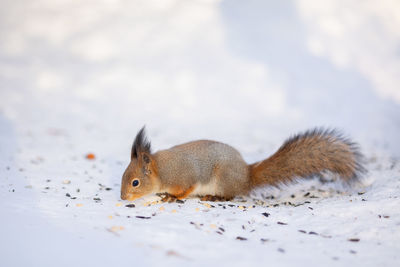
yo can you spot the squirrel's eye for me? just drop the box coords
[132,179,140,187]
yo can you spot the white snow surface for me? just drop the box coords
[1,1,400,267]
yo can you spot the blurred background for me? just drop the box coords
[0,0,399,159]
[1,2,400,265]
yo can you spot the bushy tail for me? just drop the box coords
[249,128,366,187]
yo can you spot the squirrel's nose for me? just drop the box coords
[120,192,127,200]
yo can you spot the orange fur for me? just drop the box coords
[170,186,196,199]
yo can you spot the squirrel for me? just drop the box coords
[120,127,366,201]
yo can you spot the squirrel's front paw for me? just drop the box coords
[157,193,178,203]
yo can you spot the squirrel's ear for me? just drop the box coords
[131,126,151,160]
[142,153,150,164]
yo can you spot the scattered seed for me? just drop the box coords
[277,248,285,253]
[210,224,217,229]
[309,231,318,235]
[298,230,306,233]
[136,216,151,219]
[66,193,71,197]
[62,180,71,185]
[189,222,201,230]
[202,203,212,208]
[262,212,270,217]
[358,192,365,195]
[304,192,310,197]
[166,250,184,258]
[76,203,83,207]
[125,204,135,208]
[320,234,332,238]
[110,226,124,232]
[108,215,113,219]
[159,206,165,211]
[93,197,101,202]
[218,227,225,232]
[151,200,160,205]
[348,238,360,242]
[308,207,314,210]
[277,222,287,225]
[349,250,357,254]
[236,236,247,241]
[115,203,122,207]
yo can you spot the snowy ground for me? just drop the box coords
[1,1,400,266]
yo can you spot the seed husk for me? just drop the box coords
[136,216,151,219]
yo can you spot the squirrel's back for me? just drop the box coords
[154,140,250,197]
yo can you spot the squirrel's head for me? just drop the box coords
[121,127,159,201]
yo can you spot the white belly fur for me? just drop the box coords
[190,179,220,196]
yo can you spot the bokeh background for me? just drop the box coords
[1,0,399,158]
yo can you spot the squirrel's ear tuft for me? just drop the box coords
[131,126,151,160]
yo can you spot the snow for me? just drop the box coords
[0,1,400,266]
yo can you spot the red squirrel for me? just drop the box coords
[120,127,365,201]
